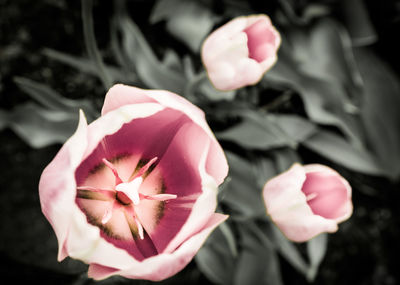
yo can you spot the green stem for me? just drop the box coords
[82,0,113,90]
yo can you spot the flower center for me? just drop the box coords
[76,156,176,240]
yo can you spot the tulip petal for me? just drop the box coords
[304,164,353,222]
[263,163,352,242]
[88,213,228,281]
[39,110,88,261]
[102,84,228,184]
[201,14,280,91]
[136,122,210,253]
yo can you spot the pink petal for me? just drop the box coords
[162,137,222,254]
[102,85,227,184]
[39,111,88,261]
[136,122,210,253]
[76,103,165,182]
[244,18,276,62]
[88,213,228,281]
[263,163,352,242]
[102,85,204,123]
[303,164,353,222]
[273,213,338,243]
[263,163,309,218]
[75,107,188,187]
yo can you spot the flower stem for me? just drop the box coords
[81,0,113,90]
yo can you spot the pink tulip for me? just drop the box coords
[201,14,281,91]
[263,164,352,242]
[39,84,229,280]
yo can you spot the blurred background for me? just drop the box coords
[1,0,400,284]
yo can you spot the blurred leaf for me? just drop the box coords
[272,148,301,173]
[2,102,77,148]
[216,111,296,150]
[265,18,364,144]
[43,48,138,84]
[268,114,317,143]
[222,152,268,218]
[234,222,283,285]
[195,225,235,285]
[150,0,218,52]
[162,49,183,72]
[354,47,400,180]
[301,4,331,22]
[306,234,328,282]
[198,78,237,102]
[268,224,309,276]
[219,222,238,257]
[340,0,377,46]
[81,0,113,89]
[251,156,277,189]
[116,13,186,94]
[303,129,384,176]
[14,77,98,120]
[185,71,236,102]
[0,110,8,130]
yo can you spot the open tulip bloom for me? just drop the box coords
[201,14,281,91]
[263,164,353,243]
[39,84,229,280]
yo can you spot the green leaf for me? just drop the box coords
[216,111,296,150]
[268,224,309,276]
[222,152,270,218]
[14,77,98,121]
[116,14,186,94]
[303,129,384,176]
[340,0,377,46]
[306,234,328,282]
[3,102,77,148]
[272,148,302,173]
[268,114,317,143]
[354,47,400,180]
[219,222,238,257]
[81,0,113,89]
[265,18,364,145]
[195,225,235,285]
[43,48,138,84]
[234,222,283,285]
[150,0,218,52]
[0,110,8,131]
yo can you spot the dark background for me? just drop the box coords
[1,0,400,284]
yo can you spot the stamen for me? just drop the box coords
[130,157,158,180]
[102,158,123,185]
[140,193,177,201]
[115,177,143,205]
[134,216,144,240]
[101,207,113,224]
[126,206,145,240]
[306,192,318,202]
[101,201,120,224]
[76,186,115,201]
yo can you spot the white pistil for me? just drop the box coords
[115,177,143,205]
[79,156,174,240]
[134,215,144,240]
